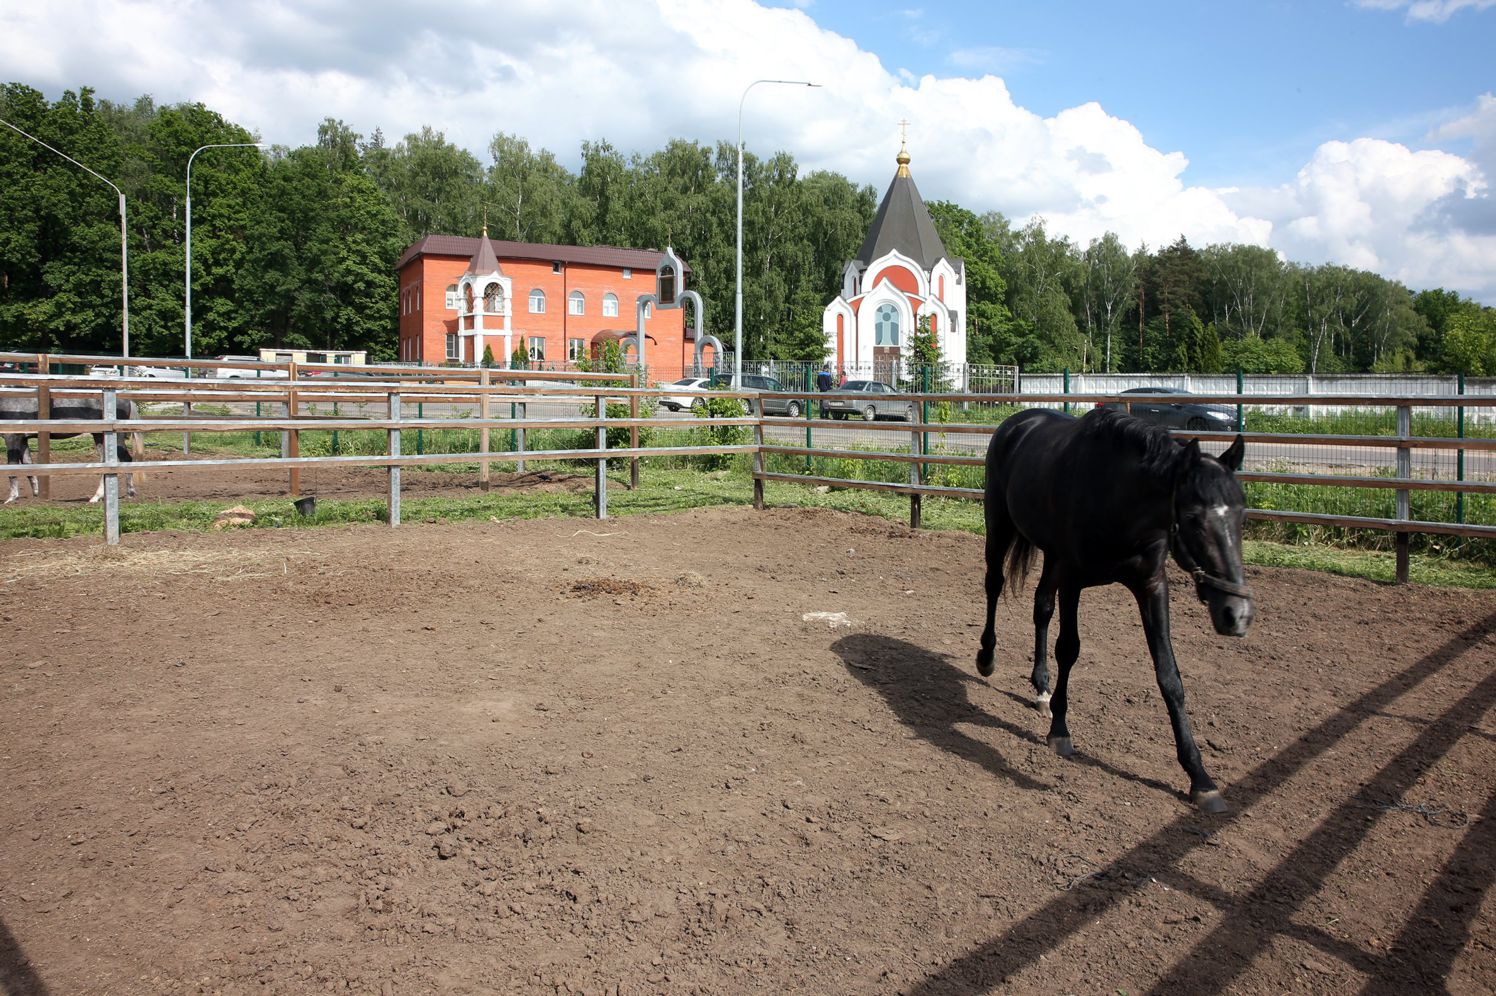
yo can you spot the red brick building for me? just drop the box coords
[395,232,695,376]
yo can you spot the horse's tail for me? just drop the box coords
[1003,534,1036,592]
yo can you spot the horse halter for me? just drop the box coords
[1169,488,1253,604]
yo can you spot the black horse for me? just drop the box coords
[976,407,1254,812]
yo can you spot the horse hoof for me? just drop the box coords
[976,652,994,677]
[1036,691,1052,718]
[1192,789,1228,814]
[1047,735,1073,757]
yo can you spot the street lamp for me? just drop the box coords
[186,142,263,361]
[1,115,131,356]
[735,79,819,384]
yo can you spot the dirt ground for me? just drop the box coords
[1,503,1493,996]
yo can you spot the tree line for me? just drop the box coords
[2,83,1493,374]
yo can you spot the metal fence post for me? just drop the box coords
[629,372,639,490]
[1236,367,1245,433]
[37,353,50,499]
[751,393,765,510]
[287,362,301,497]
[1456,371,1465,525]
[1062,368,1071,415]
[595,389,608,520]
[804,367,813,475]
[102,386,120,546]
[921,365,931,483]
[1395,402,1411,584]
[417,401,424,456]
[332,400,340,455]
[254,367,262,449]
[388,390,401,527]
[909,407,922,530]
[517,399,527,474]
[479,369,491,492]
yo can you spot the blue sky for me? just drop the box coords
[2,0,1494,302]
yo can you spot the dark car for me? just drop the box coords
[706,372,798,416]
[822,380,915,421]
[1100,386,1237,430]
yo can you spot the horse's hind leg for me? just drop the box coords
[976,508,1015,677]
[1030,556,1060,716]
[5,434,32,503]
[1046,581,1083,756]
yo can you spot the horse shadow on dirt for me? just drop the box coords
[833,632,1182,802]
[0,914,50,996]
[888,609,1496,996]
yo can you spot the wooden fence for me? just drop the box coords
[3,353,1494,583]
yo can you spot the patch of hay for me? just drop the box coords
[1,547,321,584]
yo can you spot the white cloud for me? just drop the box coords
[1,0,1493,302]
[1353,0,1496,24]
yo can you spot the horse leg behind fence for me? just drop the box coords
[87,428,138,503]
[5,432,38,503]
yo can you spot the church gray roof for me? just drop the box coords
[465,229,503,276]
[855,146,948,271]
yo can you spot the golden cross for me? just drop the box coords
[898,119,910,144]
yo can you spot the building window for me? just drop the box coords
[528,336,546,362]
[622,268,632,279]
[446,284,459,310]
[415,288,421,311]
[464,284,474,315]
[552,261,563,274]
[568,290,585,316]
[529,288,546,314]
[445,334,459,360]
[483,282,505,315]
[875,304,900,346]
[602,292,619,318]
[567,337,586,361]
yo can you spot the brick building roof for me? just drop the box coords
[397,236,690,274]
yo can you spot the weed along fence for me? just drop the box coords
[2,353,1495,582]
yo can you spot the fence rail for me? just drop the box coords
[4,353,1494,582]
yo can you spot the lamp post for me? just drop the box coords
[1,116,130,356]
[735,79,819,384]
[186,143,262,361]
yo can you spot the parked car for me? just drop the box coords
[125,364,188,380]
[87,365,121,377]
[211,356,288,379]
[1099,386,1237,430]
[706,373,798,416]
[656,376,710,412]
[822,379,915,421]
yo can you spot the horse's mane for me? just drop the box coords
[1076,407,1184,478]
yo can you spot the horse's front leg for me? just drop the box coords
[1030,557,1060,716]
[1046,581,1081,755]
[1133,578,1225,812]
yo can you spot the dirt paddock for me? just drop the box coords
[1,505,1492,995]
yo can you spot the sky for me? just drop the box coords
[3,0,1495,303]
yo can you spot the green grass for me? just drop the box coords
[6,463,1493,588]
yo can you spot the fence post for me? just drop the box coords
[102,386,120,546]
[804,367,814,475]
[37,353,50,499]
[751,393,765,511]
[909,409,922,530]
[417,401,424,456]
[629,372,639,490]
[517,398,528,474]
[1062,368,1071,415]
[1456,371,1465,525]
[921,365,931,483]
[479,369,491,492]
[595,388,609,519]
[1395,402,1411,584]
[388,390,402,527]
[1235,368,1245,433]
[254,367,262,449]
[183,366,192,456]
[287,363,301,497]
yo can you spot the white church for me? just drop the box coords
[822,138,967,378]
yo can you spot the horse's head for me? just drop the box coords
[1171,435,1254,637]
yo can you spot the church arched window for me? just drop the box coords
[875,304,900,346]
[569,290,586,316]
[529,289,546,314]
[484,283,505,315]
[602,293,619,318]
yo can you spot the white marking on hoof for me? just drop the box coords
[1192,789,1228,814]
[1036,691,1052,718]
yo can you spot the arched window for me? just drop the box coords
[483,282,505,315]
[445,284,459,310]
[463,284,475,315]
[568,290,585,316]
[602,292,619,318]
[875,304,900,346]
[529,288,546,314]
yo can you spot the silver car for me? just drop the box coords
[707,373,798,416]
[822,380,915,421]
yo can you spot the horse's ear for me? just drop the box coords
[1217,434,1245,472]
[1175,438,1202,480]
